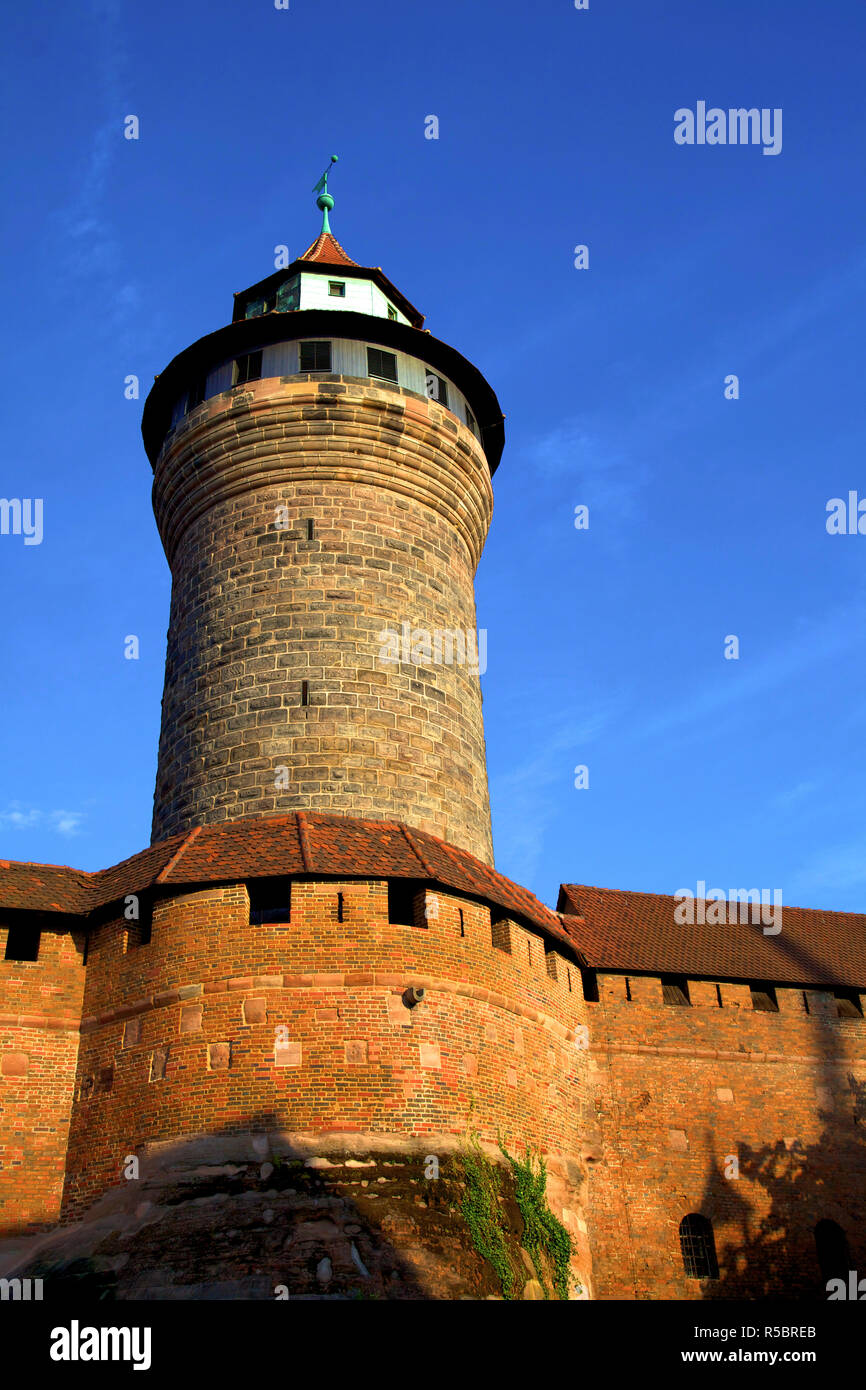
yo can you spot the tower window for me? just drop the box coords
[301,680,310,707]
[679,1214,719,1279]
[387,304,398,321]
[835,989,863,1019]
[328,281,346,297]
[662,974,691,1006]
[233,351,262,386]
[187,376,207,411]
[388,880,419,927]
[815,1219,850,1284]
[275,278,299,312]
[426,373,448,408]
[248,878,292,925]
[299,340,331,372]
[367,347,398,383]
[244,298,266,319]
[4,924,41,962]
[337,892,345,924]
[465,405,478,436]
[306,518,315,541]
[750,983,779,1012]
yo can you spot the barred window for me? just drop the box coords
[679,1213,719,1279]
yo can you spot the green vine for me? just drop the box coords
[499,1141,573,1300]
[455,1133,516,1299]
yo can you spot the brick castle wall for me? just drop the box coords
[0,923,85,1233]
[582,972,866,1299]
[150,377,495,862]
[59,880,593,1291]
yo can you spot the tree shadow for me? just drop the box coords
[690,918,866,1300]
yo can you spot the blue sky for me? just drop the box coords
[2,0,865,914]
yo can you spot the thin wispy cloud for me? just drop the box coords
[626,601,866,753]
[525,421,649,517]
[491,706,614,887]
[0,803,85,837]
[51,0,140,328]
[790,838,866,898]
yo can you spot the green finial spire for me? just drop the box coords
[312,155,339,235]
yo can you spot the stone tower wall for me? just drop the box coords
[150,376,495,862]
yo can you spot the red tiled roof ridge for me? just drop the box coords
[296,811,312,871]
[397,822,435,878]
[155,825,202,883]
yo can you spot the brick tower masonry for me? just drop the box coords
[146,224,502,863]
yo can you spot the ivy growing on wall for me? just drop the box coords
[499,1141,573,1300]
[454,1132,575,1300]
[455,1133,517,1299]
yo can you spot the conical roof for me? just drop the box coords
[297,230,359,267]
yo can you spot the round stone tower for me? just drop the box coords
[143,173,504,864]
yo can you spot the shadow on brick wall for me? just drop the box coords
[695,922,865,1300]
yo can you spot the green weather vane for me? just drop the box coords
[312,155,339,234]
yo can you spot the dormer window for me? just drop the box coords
[367,347,398,383]
[244,298,266,319]
[299,341,331,372]
[233,350,262,386]
[328,281,346,297]
[275,278,300,312]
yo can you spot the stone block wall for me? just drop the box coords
[150,378,495,862]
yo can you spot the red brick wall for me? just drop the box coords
[583,971,866,1299]
[60,880,592,1290]
[0,921,85,1233]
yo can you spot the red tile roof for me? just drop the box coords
[0,860,91,915]
[0,813,569,950]
[298,231,359,267]
[558,884,866,989]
